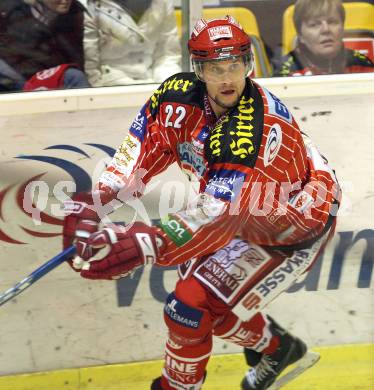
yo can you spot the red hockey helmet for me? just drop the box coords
[188,16,253,82]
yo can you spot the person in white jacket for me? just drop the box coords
[79,0,181,86]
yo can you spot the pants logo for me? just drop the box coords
[241,292,262,311]
[168,299,178,313]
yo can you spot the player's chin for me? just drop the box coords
[217,94,240,109]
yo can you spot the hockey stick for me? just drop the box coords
[0,245,76,307]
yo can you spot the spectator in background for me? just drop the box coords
[275,0,374,76]
[0,0,90,91]
[79,0,181,86]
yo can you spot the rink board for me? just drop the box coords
[0,74,373,376]
[0,344,373,390]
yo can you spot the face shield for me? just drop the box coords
[192,52,254,84]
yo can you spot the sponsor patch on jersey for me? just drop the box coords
[205,90,263,168]
[194,239,272,304]
[205,169,246,202]
[266,206,289,233]
[129,104,147,141]
[289,191,314,213]
[99,171,124,192]
[178,142,206,179]
[229,96,257,160]
[264,123,282,166]
[233,245,320,320]
[158,215,193,247]
[263,88,292,124]
[256,250,313,298]
[150,76,195,114]
[196,126,210,143]
[164,293,203,329]
[197,193,227,219]
[111,134,141,177]
[192,126,209,155]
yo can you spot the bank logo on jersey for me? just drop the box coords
[264,123,282,166]
[129,104,147,141]
[206,169,246,202]
[263,88,292,124]
[178,142,206,178]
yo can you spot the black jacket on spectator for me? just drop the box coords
[0,0,85,81]
[274,43,374,76]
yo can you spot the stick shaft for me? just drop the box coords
[0,246,76,306]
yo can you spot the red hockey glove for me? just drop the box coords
[78,222,165,280]
[63,192,101,265]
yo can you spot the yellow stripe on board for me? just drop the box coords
[0,344,373,390]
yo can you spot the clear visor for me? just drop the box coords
[192,53,253,83]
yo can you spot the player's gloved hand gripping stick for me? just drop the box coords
[0,245,76,307]
[0,191,165,306]
[0,192,101,307]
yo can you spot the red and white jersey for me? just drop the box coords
[97,72,340,266]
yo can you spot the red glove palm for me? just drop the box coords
[78,222,165,280]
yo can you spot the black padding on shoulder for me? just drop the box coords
[149,72,205,118]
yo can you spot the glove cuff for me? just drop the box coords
[63,191,114,221]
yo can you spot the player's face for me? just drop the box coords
[299,9,344,60]
[203,58,247,114]
[42,0,73,14]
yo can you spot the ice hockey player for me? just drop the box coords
[63,16,341,390]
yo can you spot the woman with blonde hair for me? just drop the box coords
[275,0,373,76]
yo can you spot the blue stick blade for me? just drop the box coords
[0,246,76,307]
